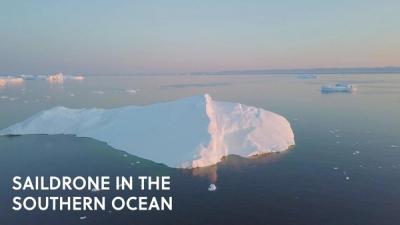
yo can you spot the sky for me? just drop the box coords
[0,0,399,74]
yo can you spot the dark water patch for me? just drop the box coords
[1,134,400,225]
[160,82,230,89]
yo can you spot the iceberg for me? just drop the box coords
[47,73,64,83]
[68,75,85,81]
[0,94,294,168]
[0,76,24,86]
[36,75,48,80]
[62,75,85,81]
[125,89,138,94]
[17,74,36,80]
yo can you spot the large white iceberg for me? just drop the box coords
[0,94,294,168]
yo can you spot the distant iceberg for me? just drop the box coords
[17,74,36,80]
[64,75,85,81]
[47,73,64,83]
[125,89,138,94]
[68,75,85,81]
[35,75,48,80]
[46,73,85,83]
[296,74,317,79]
[0,94,295,168]
[321,83,356,93]
[2,73,84,82]
[0,76,24,86]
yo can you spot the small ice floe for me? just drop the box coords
[135,161,141,164]
[9,97,18,101]
[91,188,100,192]
[329,129,340,134]
[69,93,75,97]
[125,89,138,94]
[70,75,85,81]
[17,74,36,80]
[208,184,217,192]
[321,83,356,93]
[47,73,64,84]
[390,145,400,148]
[92,90,104,95]
[333,167,339,170]
[63,75,85,81]
[342,171,351,181]
[80,216,87,220]
[123,154,128,158]
[296,74,317,79]
[0,95,8,99]
[36,75,48,80]
[352,150,360,155]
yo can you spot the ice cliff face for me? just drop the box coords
[0,94,294,168]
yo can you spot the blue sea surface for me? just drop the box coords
[1,74,400,225]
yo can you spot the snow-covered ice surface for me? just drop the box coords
[0,94,295,168]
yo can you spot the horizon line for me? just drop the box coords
[2,66,400,77]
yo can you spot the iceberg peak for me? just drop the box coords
[0,95,295,168]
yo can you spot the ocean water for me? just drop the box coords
[1,74,400,225]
